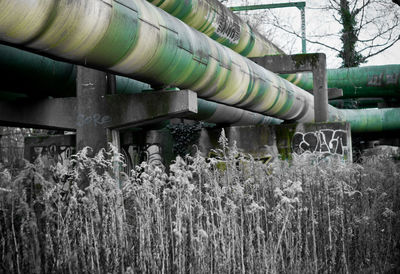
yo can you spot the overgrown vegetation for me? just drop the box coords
[1,136,399,273]
[167,122,203,157]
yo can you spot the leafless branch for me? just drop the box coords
[266,21,341,53]
[363,37,400,58]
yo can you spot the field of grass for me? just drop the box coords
[0,137,399,273]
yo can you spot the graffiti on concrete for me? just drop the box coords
[292,129,348,156]
[122,143,165,171]
[76,113,112,127]
[145,144,164,169]
[30,144,74,167]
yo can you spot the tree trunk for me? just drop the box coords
[338,0,364,67]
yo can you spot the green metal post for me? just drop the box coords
[300,7,306,53]
[229,2,306,11]
[229,2,306,53]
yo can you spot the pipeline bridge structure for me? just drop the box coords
[0,0,399,163]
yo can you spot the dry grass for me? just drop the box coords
[0,140,399,273]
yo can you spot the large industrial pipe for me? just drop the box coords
[329,98,399,109]
[0,44,281,126]
[0,0,399,132]
[0,0,316,123]
[281,65,400,99]
[338,108,400,132]
[145,0,283,57]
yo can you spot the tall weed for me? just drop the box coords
[0,142,399,273]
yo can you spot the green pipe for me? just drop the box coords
[338,108,400,132]
[0,45,153,97]
[1,44,398,132]
[194,98,283,125]
[0,0,315,123]
[281,65,400,99]
[330,98,382,109]
[0,44,76,97]
[0,45,281,126]
[0,0,399,132]
[146,0,283,57]
[329,98,399,109]
[0,88,283,126]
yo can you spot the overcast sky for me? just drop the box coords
[226,0,400,68]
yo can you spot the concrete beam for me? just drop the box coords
[106,90,198,130]
[1,66,198,156]
[305,88,343,99]
[0,91,197,133]
[328,88,343,99]
[251,54,320,73]
[377,138,400,147]
[24,134,75,162]
[0,97,76,130]
[251,53,329,122]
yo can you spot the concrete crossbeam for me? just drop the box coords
[106,91,198,129]
[0,66,198,154]
[327,88,343,99]
[251,53,329,122]
[24,134,75,162]
[0,97,77,130]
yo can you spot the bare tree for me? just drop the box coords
[246,0,400,67]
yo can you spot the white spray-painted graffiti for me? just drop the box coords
[292,129,348,157]
[145,144,164,169]
[215,11,241,44]
[76,113,112,127]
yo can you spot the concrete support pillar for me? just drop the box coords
[251,53,329,122]
[312,54,328,122]
[76,66,111,154]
